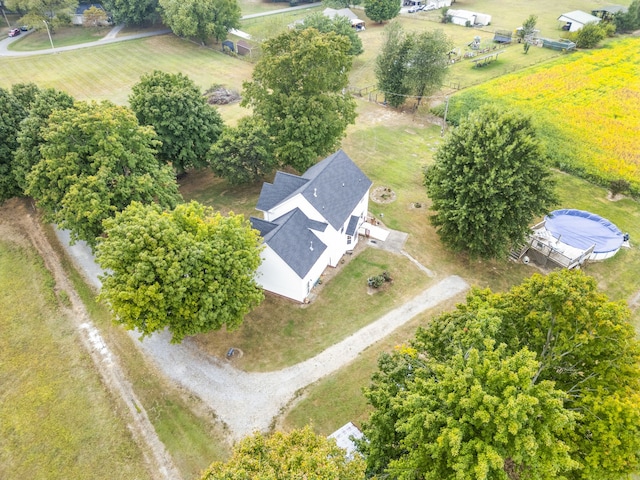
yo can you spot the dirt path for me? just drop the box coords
[0,199,181,480]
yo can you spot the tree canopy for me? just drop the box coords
[97,201,264,343]
[0,87,28,204]
[201,426,366,479]
[364,0,400,24]
[103,0,159,25]
[359,269,640,479]
[6,0,76,31]
[424,104,557,258]
[375,23,451,108]
[242,28,356,172]
[159,0,241,43]
[208,115,276,185]
[25,100,181,247]
[13,87,75,195]
[297,11,363,56]
[129,70,224,174]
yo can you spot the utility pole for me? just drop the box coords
[43,19,55,52]
[440,95,449,137]
[1,5,10,28]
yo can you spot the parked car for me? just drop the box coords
[20,25,30,31]
[8,28,21,37]
[408,5,419,13]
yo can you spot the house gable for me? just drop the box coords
[251,208,327,279]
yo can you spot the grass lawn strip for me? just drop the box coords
[0,217,151,480]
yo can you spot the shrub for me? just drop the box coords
[572,23,606,49]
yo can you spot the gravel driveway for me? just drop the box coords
[56,229,469,440]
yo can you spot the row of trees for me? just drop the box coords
[1,26,357,341]
[199,270,640,479]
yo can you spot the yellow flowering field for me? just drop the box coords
[446,38,640,194]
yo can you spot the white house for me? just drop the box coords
[447,9,492,27]
[557,10,601,32]
[250,150,372,303]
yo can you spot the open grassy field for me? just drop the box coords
[0,237,151,480]
[0,34,253,112]
[441,37,640,194]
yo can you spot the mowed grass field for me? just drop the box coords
[0,237,151,480]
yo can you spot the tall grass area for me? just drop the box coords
[438,38,640,194]
[0,239,151,480]
[42,225,232,478]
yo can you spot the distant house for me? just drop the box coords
[322,8,366,30]
[328,422,364,460]
[447,9,492,27]
[73,3,110,26]
[557,10,601,31]
[250,150,372,303]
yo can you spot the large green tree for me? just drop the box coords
[375,21,411,108]
[0,87,28,204]
[375,23,451,108]
[103,0,159,25]
[403,29,452,106]
[129,70,223,174]
[424,104,557,258]
[359,269,640,479]
[208,115,276,185]
[159,0,240,43]
[297,11,363,56]
[242,28,356,172]
[97,201,264,343]
[6,0,76,31]
[614,0,640,32]
[13,87,75,194]
[25,101,181,247]
[364,0,400,24]
[201,426,366,479]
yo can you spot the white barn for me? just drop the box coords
[558,10,601,32]
[250,150,372,303]
[446,9,492,27]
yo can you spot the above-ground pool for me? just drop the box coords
[544,209,625,261]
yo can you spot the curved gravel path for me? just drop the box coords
[56,229,468,440]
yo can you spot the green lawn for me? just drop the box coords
[9,26,111,51]
[0,34,254,107]
[0,238,151,480]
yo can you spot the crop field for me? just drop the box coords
[442,38,640,194]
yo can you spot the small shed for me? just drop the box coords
[541,37,576,51]
[236,40,255,57]
[493,30,512,43]
[557,10,601,32]
[322,8,365,30]
[328,422,363,460]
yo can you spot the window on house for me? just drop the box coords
[347,235,352,244]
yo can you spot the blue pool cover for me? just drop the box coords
[545,209,624,253]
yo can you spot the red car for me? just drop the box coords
[8,28,21,37]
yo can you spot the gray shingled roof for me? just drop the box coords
[255,150,372,230]
[256,172,309,212]
[250,209,328,279]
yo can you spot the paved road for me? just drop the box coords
[56,228,469,441]
[0,3,322,57]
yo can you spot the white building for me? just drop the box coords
[557,10,601,32]
[446,9,492,27]
[250,150,372,303]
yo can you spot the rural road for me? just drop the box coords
[0,3,322,57]
[56,229,469,441]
